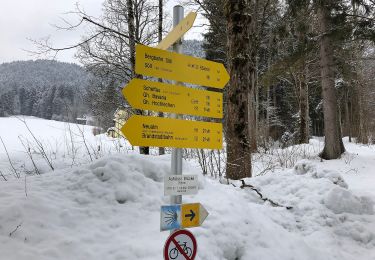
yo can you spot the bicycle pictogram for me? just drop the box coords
[169,241,193,259]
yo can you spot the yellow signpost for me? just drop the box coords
[181,203,209,229]
[135,44,230,89]
[122,78,223,118]
[121,115,222,149]
[156,12,197,50]
[120,9,227,240]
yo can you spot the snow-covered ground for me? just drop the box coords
[0,116,374,260]
[0,116,135,177]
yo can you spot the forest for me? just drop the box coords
[0,40,203,128]
[0,60,91,121]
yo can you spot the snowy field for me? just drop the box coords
[0,116,135,177]
[0,116,374,260]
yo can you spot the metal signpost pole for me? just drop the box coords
[170,5,184,230]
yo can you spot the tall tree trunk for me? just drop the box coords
[351,84,360,139]
[265,33,273,142]
[317,3,345,159]
[127,0,136,78]
[127,0,149,155]
[348,90,353,142]
[225,0,252,180]
[249,70,257,152]
[299,69,309,144]
[266,85,270,141]
[157,0,165,155]
[296,12,309,144]
[255,58,259,142]
[158,0,162,43]
[273,85,277,108]
[343,89,352,142]
[248,0,258,153]
[357,82,367,143]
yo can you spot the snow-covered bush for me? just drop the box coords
[324,187,374,214]
[293,160,348,188]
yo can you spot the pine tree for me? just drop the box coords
[225,0,253,179]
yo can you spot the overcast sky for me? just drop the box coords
[0,0,205,64]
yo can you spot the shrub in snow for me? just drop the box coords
[324,187,374,214]
[293,160,348,188]
[293,160,316,175]
[281,131,294,148]
[311,169,348,188]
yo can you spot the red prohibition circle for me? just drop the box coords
[163,229,197,260]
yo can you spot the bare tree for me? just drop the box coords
[76,0,159,82]
[31,1,162,155]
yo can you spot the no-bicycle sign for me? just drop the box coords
[164,229,197,260]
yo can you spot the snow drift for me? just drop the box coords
[1,153,374,260]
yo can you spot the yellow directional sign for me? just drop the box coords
[181,203,209,228]
[135,44,229,89]
[161,203,209,231]
[156,12,197,50]
[121,115,222,149]
[122,78,223,118]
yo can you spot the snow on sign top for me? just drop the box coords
[164,174,198,196]
[164,229,197,260]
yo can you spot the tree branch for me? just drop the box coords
[82,16,140,43]
[240,180,293,209]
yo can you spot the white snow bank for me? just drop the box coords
[324,187,373,215]
[241,161,375,258]
[294,159,348,188]
[0,153,209,260]
[1,152,375,260]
